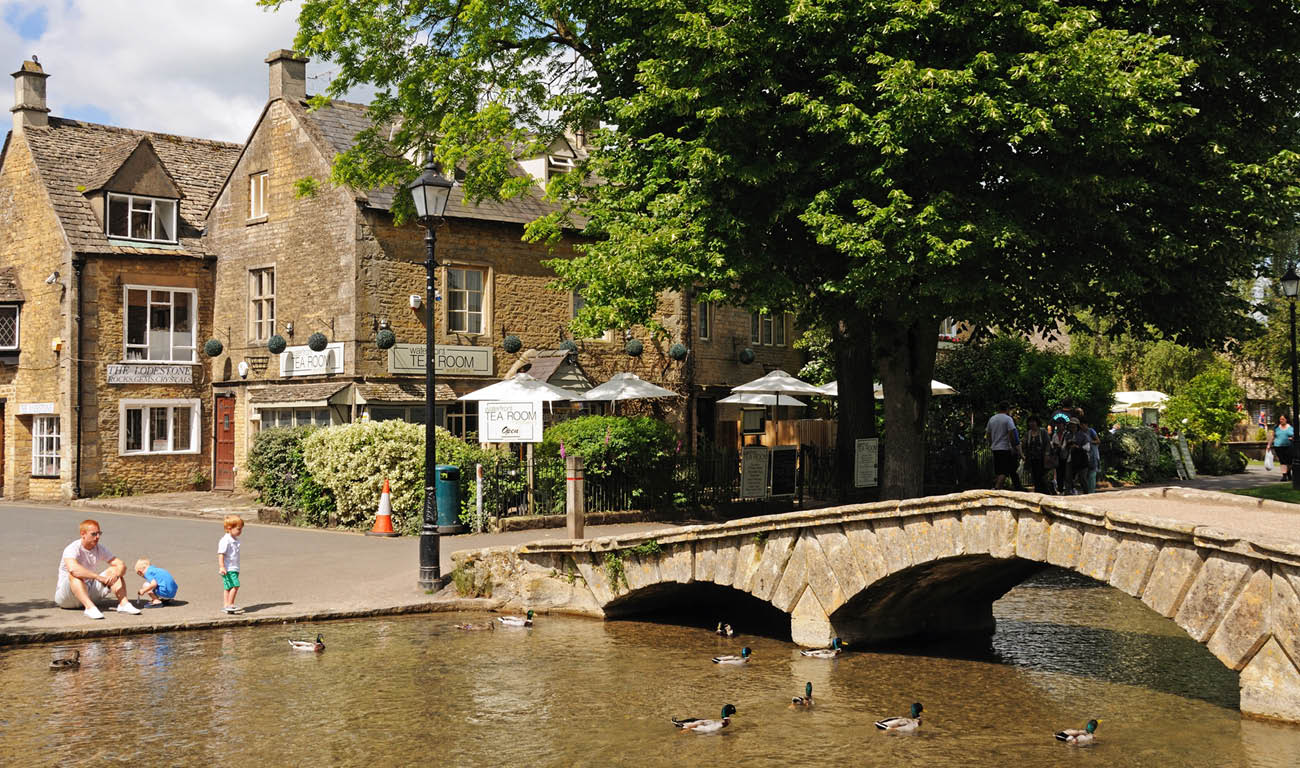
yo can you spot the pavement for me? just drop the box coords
[2,464,1288,646]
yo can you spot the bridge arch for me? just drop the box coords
[461,490,1300,723]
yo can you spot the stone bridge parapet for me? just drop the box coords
[448,489,1300,723]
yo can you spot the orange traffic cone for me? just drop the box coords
[366,478,398,537]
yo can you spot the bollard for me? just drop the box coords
[566,454,585,539]
[475,463,484,533]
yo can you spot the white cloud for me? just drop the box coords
[2,0,367,142]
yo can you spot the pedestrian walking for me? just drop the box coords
[987,402,1024,491]
[1023,415,1051,493]
[1275,415,1295,482]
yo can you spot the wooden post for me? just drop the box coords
[566,454,585,539]
[526,442,535,516]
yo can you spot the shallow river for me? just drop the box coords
[3,569,1300,767]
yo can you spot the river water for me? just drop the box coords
[3,569,1299,767]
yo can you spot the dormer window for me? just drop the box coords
[547,155,576,175]
[107,193,177,243]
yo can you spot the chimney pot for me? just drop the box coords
[266,49,308,103]
[11,58,50,133]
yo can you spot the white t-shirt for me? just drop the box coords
[57,540,115,591]
[218,533,241,572]
[987,412,1016,451]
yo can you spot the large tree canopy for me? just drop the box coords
[272,0,1300,498]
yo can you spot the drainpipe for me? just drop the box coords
[71,254,85,498]
[683,290,695,453]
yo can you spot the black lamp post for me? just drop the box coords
[408,157,454,589]
[1283,265,1300,489]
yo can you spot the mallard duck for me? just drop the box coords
[711,647,752,665]
[289,633,325,652]
[790,682,814,708]
[498,610,534,627]
[455,621,495,631]
[671,704,736,734]
[715,622,734,637]
[800,637,844,658]
[1055,719,1100,745]
[875,702,923,732]
[49,650,80,670]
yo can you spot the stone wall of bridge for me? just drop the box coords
[448,489,1300,723]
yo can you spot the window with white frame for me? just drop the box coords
[32,415,60,476]
[774,313,787,346]
[107,193,177,243]
[257,407,331,430]
[698,301,712,340]
[249,171,268,219]
[125,287,195,363]
[446,267,485,334]
[249,268,275,342]
[750,311,787,346]
[0,304,18,350]
[120,400,200,455]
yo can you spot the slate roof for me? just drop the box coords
[289,99,562,225]
[0,268,23,302]
[19,117,241,257]
[248,382,351,404]
[356,381,458,402]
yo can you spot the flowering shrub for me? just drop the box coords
[535,416,684,514]
[303,420,426,533]
[245,426,335,525]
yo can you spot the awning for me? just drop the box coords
[248,382,350,409]
[355,382,457,403]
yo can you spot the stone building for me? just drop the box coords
[0,59,240,499]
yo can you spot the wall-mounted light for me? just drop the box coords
[44,271,59,285]
[237,361,250,379]
[409,294,422,309]
[284,321,295,337]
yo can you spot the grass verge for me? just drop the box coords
[1228,484,1300,505]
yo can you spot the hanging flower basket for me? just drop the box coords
[739,347,756,364]
[203,338,224,358]
[503,334,523,354]
[307,332,329,352]
[668,343,688,361]
[625,339,644,357]
[560,340,578,354]
[376,329,396,350]
[267,334,287,355]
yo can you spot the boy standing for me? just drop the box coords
[218,515,244,614]
[134,558,179,606]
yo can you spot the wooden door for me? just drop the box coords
[214,396,235,491]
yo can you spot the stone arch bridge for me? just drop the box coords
[451,488,1300,723]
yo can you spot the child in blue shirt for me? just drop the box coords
[134,558,179,606]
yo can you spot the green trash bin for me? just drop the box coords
[435,464,465,534]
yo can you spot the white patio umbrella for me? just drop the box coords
[865,380,958,399]
[730,369,826,445]
[1111,390,1168,413]
[581,372,679,402]
[458,373,582,402]
[718,392,809,407]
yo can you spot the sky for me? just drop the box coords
[1,0,370,143]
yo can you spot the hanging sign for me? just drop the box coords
[740,445,770,499]
[389,344,493,376]
[280,343,345,377]
[479,400,542,443]
[854,438,879,488]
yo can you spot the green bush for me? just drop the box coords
[303,420,425,533]
[1100,426,1164,483]
[245,427,335,519]
[535,416,685,514]
[1191,441,1248,475]
[1163,365,1246,443]
[433,428,522,530]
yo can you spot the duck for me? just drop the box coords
[455,621,495,631]
[799,637,845,658]
[289,633,325,652]
[875,702,923,732]
[1055,719,1100,745]
[790,682,814,708]
[715,622,734,637]
[671,704,736,734]
[498,610,534,627]
[49,650,80,670]
[711,647,752,665]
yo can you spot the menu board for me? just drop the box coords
[770,447,798,497]
[740,446,770,499]
[854,438,879,488]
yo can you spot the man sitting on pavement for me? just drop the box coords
[54,519,142,619]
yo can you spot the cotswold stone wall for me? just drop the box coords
[452,488,1300,724]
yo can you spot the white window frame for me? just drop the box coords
[119,399,201,456]
[248,267,275,342]
[32,415,60,477]
[249,171,268,219]
[774,312,787,346]
[698,301,712,340]
[446,266,486,334]
[254,407,333,431]
[123,285,197,363]
[0,304,19,351]
[750,311,787,346]
[105,193,178,243]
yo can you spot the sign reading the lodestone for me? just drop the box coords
[479,400,542,443]
[107,364,193,385]
[279,343,345,377]
[389,344,493,377]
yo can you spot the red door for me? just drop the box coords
[214,396,235,491]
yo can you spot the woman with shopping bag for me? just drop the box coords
[1273,415,1294,481]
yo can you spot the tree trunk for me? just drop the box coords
[876,313,940,499]
[831,309,875,503]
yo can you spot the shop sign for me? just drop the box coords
[389,344,493,377]
[107,364,194,385]
[280,343,345,377]
[479,401,542,443]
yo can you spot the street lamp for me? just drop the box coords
[1282,263,1300,490]
[408,156,454,589]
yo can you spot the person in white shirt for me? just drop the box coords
[54,519,142,620]
[218,515,244,614]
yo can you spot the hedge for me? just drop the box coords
[244,426,335,526]
[534,416,684,514]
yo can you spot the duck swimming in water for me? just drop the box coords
[711,647,752,665]
[875,702,923,732]
[790,682,814,708]
[1055,719,1100,745]
[671,704,736,734]
[289,633,325,652]
[715,622,734,637]
[455,621,495,631]
[799,637,844,658]
[498,610,534,627]
[49,650,80,670]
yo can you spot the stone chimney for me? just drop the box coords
[266,49,308,102]
[11,58,49,133]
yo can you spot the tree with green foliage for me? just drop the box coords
[271,0,1300,499]
[1163,365,1247,443]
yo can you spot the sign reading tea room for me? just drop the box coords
[389,344,493,376]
